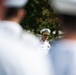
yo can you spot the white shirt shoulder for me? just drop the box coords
[50,40,76,75]
[0,21,53,75]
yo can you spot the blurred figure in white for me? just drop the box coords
[0,0,54,75]
[40,28,51,55]
[58,31,63,39]
[48,0,76,75]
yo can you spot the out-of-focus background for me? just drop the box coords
[21,0,62,40]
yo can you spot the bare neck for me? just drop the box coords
[42,38,47,42]
[4,17,20,23]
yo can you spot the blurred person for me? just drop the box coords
[0,0,54,75]
[40,28,51,55]
[48,0,76,75]
[49,31,63,47]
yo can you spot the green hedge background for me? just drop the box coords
[21,0,61,39]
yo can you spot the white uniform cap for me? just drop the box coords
[52,31,56,35]
[40,28,51,35]
[58,31,63,35]
[49,0,76,15]
[4,0,28,7]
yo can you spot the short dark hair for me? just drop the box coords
[5,7,20,19]
[60,14,76,32]
[5,4,27,19]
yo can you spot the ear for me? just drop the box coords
[0,0,7,20]
[18,9,26,20]
[0,0,5,5]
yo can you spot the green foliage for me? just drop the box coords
[21,0,61,37]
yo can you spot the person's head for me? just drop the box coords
[4,0,28,23]
[60,14,76,34]
[40,28,50,41]
[49,0,76,34]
